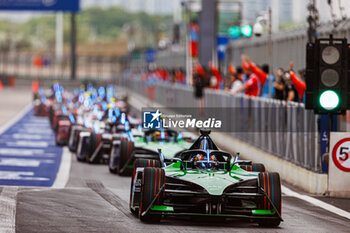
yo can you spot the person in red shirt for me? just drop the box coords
[244,56,268,87]
[175,68,185,84]
[228,64,235,76]
[231,66,259,97]
[209,61,222,90]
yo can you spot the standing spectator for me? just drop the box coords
[226,65,243,93]
[231,56,259,96]
[288,61,306,101]
[284,71,299,103]
[209,61,222,90]
[228,64,236,76]
[274,68,286,100]
[235,67,244,82]
[225,70,243,94]
[175,68,185,84]
[193,63,207,115]
[244,55,268,87]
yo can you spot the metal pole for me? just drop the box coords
[268,8,273,97]
[56,13,63,63]
[185,4,192,86]
[70,13,77,80]
[271,0,279,33]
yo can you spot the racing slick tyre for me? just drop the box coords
[257,172,282,227]
[129,159,161,216]
[109,167,118,174]
[76,155,85,162]
[55,134,62,146]
[87,132,102,164]
[139,167,165,223]
[241,163,265,172]
[117,139,134,176]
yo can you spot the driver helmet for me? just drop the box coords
[194,154,217,161]
[152,131,168,141]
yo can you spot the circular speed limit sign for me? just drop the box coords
[332,138,350,172]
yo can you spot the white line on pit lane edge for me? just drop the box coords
[52,147,72,189]
[0,104,33,135]
[282,185,350,220]
[0,186,18,233]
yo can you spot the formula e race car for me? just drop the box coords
[109,128,193,175]
[74,110,140,164]
[129,129,282,227]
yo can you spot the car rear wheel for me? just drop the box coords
[241,163,266,172]
[129,159,161,216]
[139,167,165,223]
[55,134,61,146]
[86,132,97,162]
[257,172,282,227]
[87,132,102,164]
[117,139,134,176]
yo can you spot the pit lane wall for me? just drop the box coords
[117,78,328,195]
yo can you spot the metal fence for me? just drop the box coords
[117,77,321,172]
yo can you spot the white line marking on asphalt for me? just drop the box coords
[282,185,350,220]
[0,148,55,157]
[12,134,45,140]
[52,147,72,189]
[20,123,50,127]
[5,141,49,148]
[0,158,54,167]
[0,171,49,181]
[0,104,33,135]
[0,186,18,233]
[16,129,53,134]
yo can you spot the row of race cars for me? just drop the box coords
[33,83,283,227]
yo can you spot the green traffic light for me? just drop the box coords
[228,26,241,38]
[241,25,253,37]
[319,90,340,110]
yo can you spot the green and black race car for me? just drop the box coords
[129,129,282,227]
[108,129,193,175]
